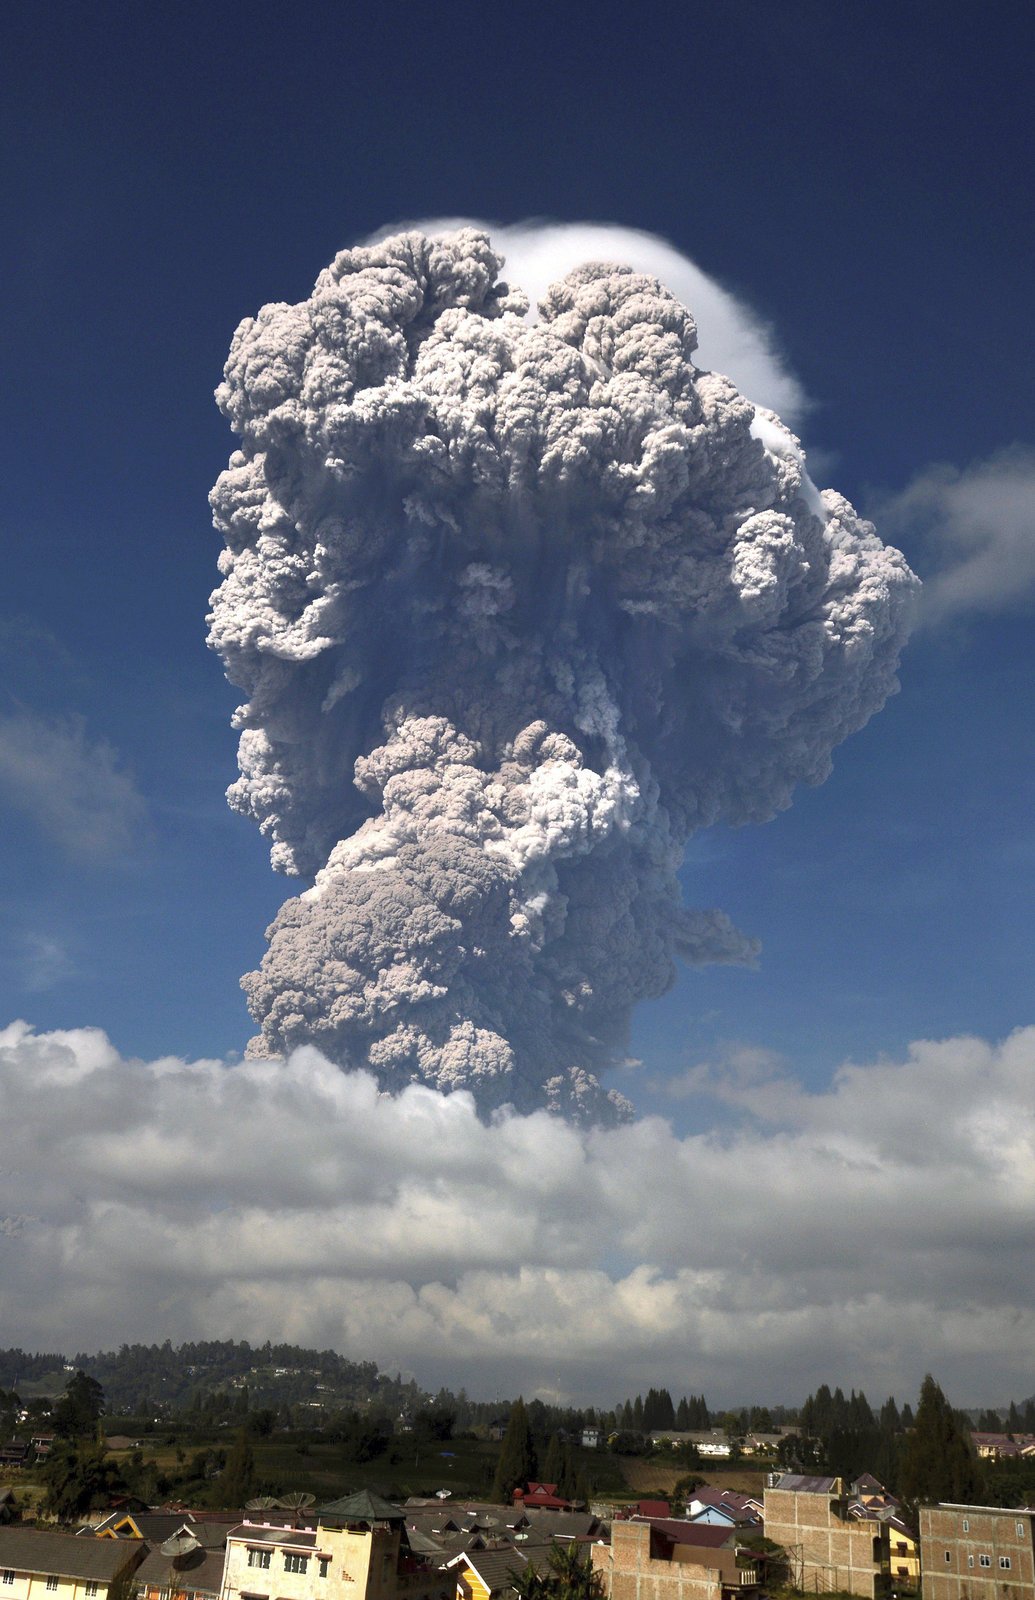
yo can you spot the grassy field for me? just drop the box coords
[613,1456,767,1497]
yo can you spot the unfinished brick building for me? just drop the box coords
[919,1504,1035,1600]
[591,1518,759,1600]
[762,1475,887,1598]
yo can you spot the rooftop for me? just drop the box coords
[0,1529,146,1582]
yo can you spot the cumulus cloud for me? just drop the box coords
[880,446,1035,626]
[1,1021,1032,1402]
[0,710,146,860]
[208,227,917,1122]
[378,220,808,423]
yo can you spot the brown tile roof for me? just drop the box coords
[634,1520,736,1549]
[0,1529,145,1582]
[451,1543,555,1597]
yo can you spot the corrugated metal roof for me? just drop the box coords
[770,1474,839,1494]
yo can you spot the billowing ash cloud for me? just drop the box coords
[208,228,918,1122]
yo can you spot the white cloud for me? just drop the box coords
[11,933,75,993]
[880,447,1035,626]
[369,218,807,425]
[0,710,146,859]
[1,1020,1033,1405]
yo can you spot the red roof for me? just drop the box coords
[514,1484,572,1510]
[637,1500,671,1518]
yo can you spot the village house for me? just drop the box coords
[684,1493,761,1531]
[220,1491,449,1600]
[512,1487,572,1513]
[919,1504,1035,1600]
[447,1543,554,1600]
[0,1528,146,1600]
[969,1434,1035,1462]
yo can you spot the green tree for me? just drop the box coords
[508,1562,550,1600]
[508,1547,604,1600]
[556,1443,577,1501]
[415,1403,456,1441]
[52,1372,105,1439]
[898,1375,985,1507]
[217,1429,256,1507]
[42,1440,126,1521]
[543,1432,565,1486]
[550,1543,605,1600]
[493,1397,537,1502]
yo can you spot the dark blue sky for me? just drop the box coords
[3,0,1032,1106]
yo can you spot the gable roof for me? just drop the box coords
[0,1529,145,1582]
[135,1545,225,1596]
[449,1543,555,1597]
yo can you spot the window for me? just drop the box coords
[944,1552,952,1564]
[318,1561,330,1579]
[963,1519,970,1531]
[967,1556,974,1568]
[46,1581,58,1593]
[1018,1523,1026,1537]
[1000,1557,1012,1570]
[979,1554,991,1568]
[247,1552,272,1570]
[283,1556,308,1575]
[85,1586,98,1597]
[1,1574,13,1586]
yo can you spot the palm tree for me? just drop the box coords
[547,1543,604,1600]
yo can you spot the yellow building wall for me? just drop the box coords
[2,1578,116,1600]
[222,1521,443,1600]
[454,1568,490,1600]
[886,1530,919,1584]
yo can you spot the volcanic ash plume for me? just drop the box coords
[208,228,918,1124]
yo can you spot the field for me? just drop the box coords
[9,1424,759,1514]
[95,1429,631,1505]
[612,1455,767,1497]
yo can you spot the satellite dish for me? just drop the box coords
[245,1496,279,1511]
[160,1534,201,1568]
[279,1493,316,1510]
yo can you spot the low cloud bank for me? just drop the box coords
[1,1021,1033,1403]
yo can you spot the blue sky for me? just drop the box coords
[1,1,1033,1399]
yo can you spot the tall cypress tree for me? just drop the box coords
[493,1397,537,1502]
[219,1430,256,1507]
[557,1443,577,1500]
[543,1431,564,1486]
[898,1375,985,1507]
